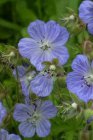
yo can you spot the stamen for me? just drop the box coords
[40,40,51,51]
[84,73,93,86]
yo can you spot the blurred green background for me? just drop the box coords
[0,0,82,45]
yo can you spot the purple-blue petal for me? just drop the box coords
[38,100,57,119]
[13,66,26,78]
[21,81,31,96]
[66,71,85,95]
[18,38,39,59]
[31,74,53,97]
[13,104,34,122]
[52,46,69,65]
[0,129,8,140]
[0,102,7,124]
[9,134,21,140]
[79,1,93,24]
[76,84,93,102]
[52,26,69,45]
[36,119,51,137]
[91,60,93,69]
[88,21,93,35]
[45,20,61,42]
[28,20,45,41]
[71,55,90,74]
[19,121,35,137]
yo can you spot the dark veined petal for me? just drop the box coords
[76,84,93,102]
[36,119,51,137]
[66,71,86,94]
[28,20,45,41]
[88,21,93,35]
[13,104,34,122]
[71,55,90,74]
[18,38,40,59]
[52,26,69,46]
[38,100,57,119]
[19,121,35,137]
[79,0,93,24]
[52,46,69,65]
[31,74,54,97]
[9,134,21,140]
[45,20,61,42]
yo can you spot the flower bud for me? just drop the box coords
[71,102,78,109]
[49,65,56,71]
[9,51,15,57]
[69,15,75,20]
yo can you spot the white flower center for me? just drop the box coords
[40,40,51,50]
[84,73,93,85]
[27,111,41,125]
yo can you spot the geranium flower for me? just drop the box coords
[18,20,69,71]
[13,100,57,137]
[66,55,93,102]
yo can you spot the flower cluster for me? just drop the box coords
[13,20,69,98]
[13,19,69,138]
[2,1,93,138]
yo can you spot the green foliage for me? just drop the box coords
[0,0,93,140]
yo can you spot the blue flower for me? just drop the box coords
[0,129,21,140]
[13,100,57,137]
[0,102,7,124]
[79,0,93,34]
[66,55,93,102]
[18,20,69,71]
[13,66,35,96]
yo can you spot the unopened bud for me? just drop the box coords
[49,65,56,70]
[27,75,32,81]
[9,51,15,57]
[69,15,75,20]
[71,102,77,109]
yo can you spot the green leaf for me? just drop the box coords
[15,0,37,25]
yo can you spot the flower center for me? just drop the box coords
[84,74,93,86]
[27,112,41,125]
[40,40,51,51]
